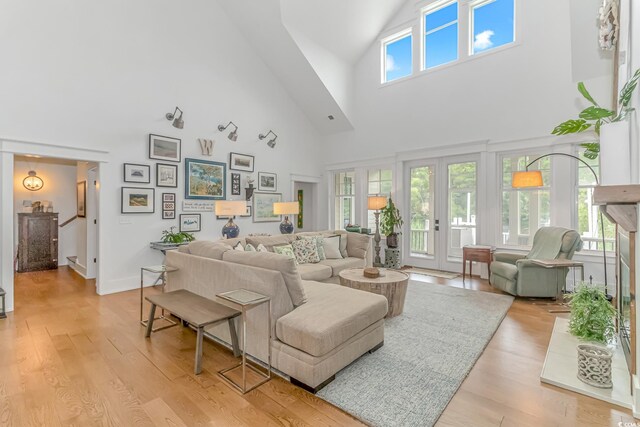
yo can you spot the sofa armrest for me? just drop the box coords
[346,232,371,259]
[493,251,526,265]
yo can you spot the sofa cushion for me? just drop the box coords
[246,235,296,252]
[216,237,247,248]
[222,251,307,306]
[292,238,320,264]
[346,233,370,259]
[297,264,332,281]
[273,244,297,264]
[490,261,518,281]
[187,241,232,260]
[298,230,348,258]
[319,257,365,276]
[276,281,388,357]
[322,235,343,259]
[297,235,326,260]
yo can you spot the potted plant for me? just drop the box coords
[380,197,403,248]
[552,68,639,184]
[567,283,617,388]
[160,226,195,245]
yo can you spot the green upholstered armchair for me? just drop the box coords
[490,227,583,297]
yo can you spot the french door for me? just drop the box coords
[403,155,479,272]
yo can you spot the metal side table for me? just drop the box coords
[530,259,584,313]
[216,289,271,394]
[140,265,178,331]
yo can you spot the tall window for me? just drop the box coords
[423,1,458,69]
[335,171,356,229]
[470,0,515,55]
[382,30,412,83]
[501,154,551,247]
[576,153,615,251]
[367,169,393,230]
[448,162,477,257]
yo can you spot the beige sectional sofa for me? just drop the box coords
[165,230,386,392]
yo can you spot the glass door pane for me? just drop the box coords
[409,166,435,257]
[447,162,477,258]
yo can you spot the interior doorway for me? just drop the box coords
[291,175,321,232]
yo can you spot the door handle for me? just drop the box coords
[435,219,440,231]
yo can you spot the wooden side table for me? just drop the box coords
[529,259,585,313]
[462,245,494,283]
[339,268,409,318]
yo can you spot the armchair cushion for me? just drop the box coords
[493,252,526,265]
[490,261,518,281]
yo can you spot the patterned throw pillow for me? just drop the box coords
[257,243,269,253]
[233,242,244,251]
[245,243,256,252]
[273,244,297,264]
[292,238,320,264]
[298,236,325,260]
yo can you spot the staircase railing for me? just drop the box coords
[59,215,78,228]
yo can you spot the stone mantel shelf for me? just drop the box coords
[593,185,640,233]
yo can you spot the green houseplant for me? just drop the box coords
[160,226,195,244]
[380,197,403,248]
[552,67,640,159]
[567,283,616,344]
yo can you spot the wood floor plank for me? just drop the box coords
[3,266,636,427]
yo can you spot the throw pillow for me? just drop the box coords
[257,243,269,253]
[245,243,256,252]
[233,242,244,251]
[273,244,297,264]
[323,235,343,259]
[298,235,325,260]
[292,238,320,264]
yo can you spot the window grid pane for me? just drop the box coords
[471,0,515,55]
[368,169,392,230]
[424,2,458,69]
[335,171,355,229]
[384,33,412,82]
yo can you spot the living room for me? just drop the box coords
[1,0,639,426]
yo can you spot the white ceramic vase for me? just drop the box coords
[599,120,631,185]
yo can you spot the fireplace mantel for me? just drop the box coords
[593,185,640,232]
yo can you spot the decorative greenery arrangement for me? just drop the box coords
[552,67,640,159]
[160,226,195,244]
[380,197,404,237]
[567,283,617,345]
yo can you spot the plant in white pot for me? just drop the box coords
[567,283,617,388]
[552,68,639,185]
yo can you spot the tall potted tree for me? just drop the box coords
[380,197,403,248]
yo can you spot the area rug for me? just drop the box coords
[402,266,459,279]
[316,281,514,427]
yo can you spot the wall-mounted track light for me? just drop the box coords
[218,121,238,141]
[259,130,277,148]
[165,106,184,129]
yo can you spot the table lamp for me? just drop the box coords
[215,200,247,239]
[273,202,299,234]
[368,195,388,267]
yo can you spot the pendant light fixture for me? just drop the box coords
[23,170,44,191]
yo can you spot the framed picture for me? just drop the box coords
[185,158,226,200]
[253,192,282,223]
[179,214,201,232]
[162,202,175,210]
[161,192,176,219]
[77,181,87,218]
[163,193,175,202]
[156,163,178,188]
[217,204,252,219]
[149,134,181,162]
[162,210,175,219]
[258,172,277,192]
[231,173,241,196]
[123,163,151,183]
[229,152,254,172]
[121,187,155,214]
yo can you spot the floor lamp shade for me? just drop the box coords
[215,201,246,239]
[512,171,543,188]
[273,202,299,234]
[368,196,387,210]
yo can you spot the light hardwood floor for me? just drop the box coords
[0,267,636,426]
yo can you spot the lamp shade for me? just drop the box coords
[273,202,299,215]
[368,196,387,210]
[512,171,543,188]
[215,200,246,217]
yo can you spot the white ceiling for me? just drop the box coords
[280,0,407,63]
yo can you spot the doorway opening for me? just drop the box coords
[291,175,321,232]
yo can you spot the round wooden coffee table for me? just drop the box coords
[338,268,410,318]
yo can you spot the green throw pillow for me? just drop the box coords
[273,244,297,264]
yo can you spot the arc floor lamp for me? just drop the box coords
[512,152,608,291]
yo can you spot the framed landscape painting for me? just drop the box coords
[77,181,86,218]
[229,152,254,172]
[184,158,226,200]
[258,172,277,191]
[179,214,201,232]
[121,187,155,214]
[149,134,181,162]
[123,163,151,183]
[253,192,282,223]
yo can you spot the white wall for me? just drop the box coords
[13,157,78,267]
[0,0,324,300]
